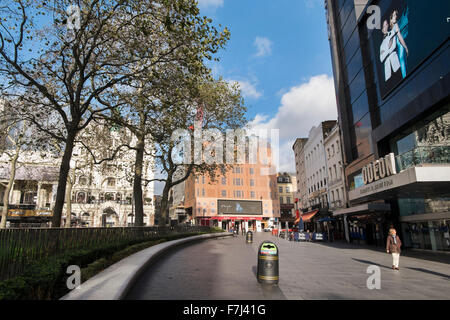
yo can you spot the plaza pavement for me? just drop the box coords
[125,232,450,300]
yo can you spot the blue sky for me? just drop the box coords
[198,0,339,173]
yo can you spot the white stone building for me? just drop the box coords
[304,121,337,210]
[0,125,155,228]
[324,123,347,212]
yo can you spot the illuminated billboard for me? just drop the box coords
[371,0,449,98]
[217,200,262,215]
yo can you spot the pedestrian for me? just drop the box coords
[386,228,402,270]
[306,229,312,242]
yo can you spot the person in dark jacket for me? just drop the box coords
[386,228,402,270]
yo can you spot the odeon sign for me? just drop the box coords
[362,153,397,185]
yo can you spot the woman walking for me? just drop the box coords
[386,228,402,270]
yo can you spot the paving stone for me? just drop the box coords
[125,232,450,300]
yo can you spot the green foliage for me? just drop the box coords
[0,232,207,300]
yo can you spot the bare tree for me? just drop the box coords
[0,0,228,227]
[0,99,51,228]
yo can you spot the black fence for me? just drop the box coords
[0,225,212,281]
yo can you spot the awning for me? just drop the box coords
[300,210,319,222]
[332,202,391,216]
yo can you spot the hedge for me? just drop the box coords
[0,231,220,300]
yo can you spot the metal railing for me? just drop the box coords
[0,225,212,281]
[395,146,450,172]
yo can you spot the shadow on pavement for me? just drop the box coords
[252,265,257,279]
[405,267,450,280]
[351,258,393,270]
[312,241,450,265]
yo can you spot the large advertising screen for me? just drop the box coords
[371,0,450,98]
[218,200,262,215]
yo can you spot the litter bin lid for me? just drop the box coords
[259,242,278,255]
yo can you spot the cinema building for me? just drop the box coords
[325,0,450,251]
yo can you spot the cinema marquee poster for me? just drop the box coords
[371,0,449,98]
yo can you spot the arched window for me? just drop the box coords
[107,178,116,187]
[77,192,86,203]
[105,193,115,201]
[79,176,88,186]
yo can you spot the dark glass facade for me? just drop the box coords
[326,0,450,252]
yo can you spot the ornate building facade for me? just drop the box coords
[0,126,155,228]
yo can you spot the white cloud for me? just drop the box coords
[228,79,263,100]
[249,74,337,172]
[197,0,224,10]
[254,37,273,57]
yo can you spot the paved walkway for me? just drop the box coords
[125,233,450,300]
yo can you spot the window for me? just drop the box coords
[279,197,283,204]
[286,186,290,193]
[202,176,205,184]
[105,192,115,201]
[221,190,227,197]
[77,192,86,204]
[107,178,116,187]
[23,192,37,204]
[221,178,226,185]
[202,189,205,196]
[287,197,291,204]
[251,191,256,198]
[279,186,283,193]
[250,168,254,174]
[79,176,87,186]
[250,179,255,187]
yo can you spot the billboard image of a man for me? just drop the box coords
[380,19,401,81]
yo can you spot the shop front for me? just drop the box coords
[334,202,392,246]
[347,153,450,251]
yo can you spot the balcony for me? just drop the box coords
[395,146,450,172]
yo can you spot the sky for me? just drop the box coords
[197,0,338,174]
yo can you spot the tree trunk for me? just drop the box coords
[51,131,76,228]
[0,147,20,229]
[158,181,171,227]
[64,171,73,228]
[133,134,145,227]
